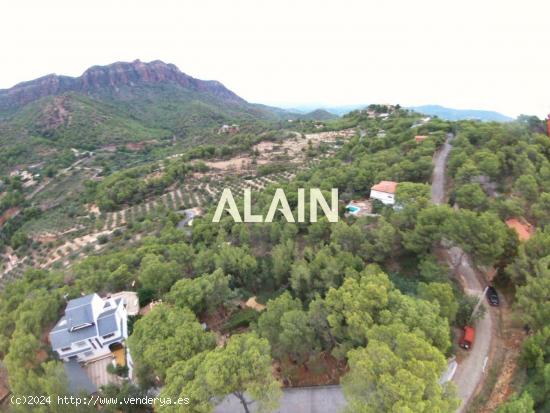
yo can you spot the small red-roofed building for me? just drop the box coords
[415,135,428,143]
[370,181,398,205]
[505,218,534,242]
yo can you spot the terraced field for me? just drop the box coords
[0,128,350,287]
[0,171,296,287]
[100,171,296,231]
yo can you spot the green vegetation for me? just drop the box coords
[0,78,296,176]
[221,308,260,333]
[167,268,232,314]
[88,158,207,211]
[3,105,550,412]
[127,305,216,382]
[443,117,550,412]
[0,270,96,412]
[343,329,459,412]
[159,332,281,413]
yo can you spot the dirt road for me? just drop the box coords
[431,133,454,204]
[431,134,494,412]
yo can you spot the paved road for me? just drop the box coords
[446,247,492,413]
[214,386,346,413]
[431,134,494,412]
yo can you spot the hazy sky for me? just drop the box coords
[1,0,549,117]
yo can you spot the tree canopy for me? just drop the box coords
[128,305,216,381]
[159,333,281,413]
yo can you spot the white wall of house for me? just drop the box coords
[370,189,395,205]
[119,304,128,340]
[58,339,112,363]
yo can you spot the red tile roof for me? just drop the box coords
[371,181,398,194]
[505,218,534,242]
[415,135,428,143]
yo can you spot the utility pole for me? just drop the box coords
[471,286,488,320]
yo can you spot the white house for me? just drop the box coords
[218,124,240,134]
[370,181,398,205]
[49,293,129,363]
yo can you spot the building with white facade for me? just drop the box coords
[49,293,129,363]
[370,181,398,205]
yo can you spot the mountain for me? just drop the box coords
[0,60,296,172]
[0,60,246,113]
[408,105,512,122]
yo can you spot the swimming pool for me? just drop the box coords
[346,205,360,214]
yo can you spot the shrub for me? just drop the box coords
[107,363,129,377]
[221,308,259,333]
[137,288,155,307]
[97,235,109,244]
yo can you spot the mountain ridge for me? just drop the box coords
[284,103,513,121]
[0,60,297,174]
[406,104,513,122]
[0,59,246,113]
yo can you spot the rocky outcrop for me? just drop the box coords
[0,59,245,111]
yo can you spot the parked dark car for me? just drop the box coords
[486,286,499,306]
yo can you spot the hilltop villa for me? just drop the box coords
[49,293,130,364]
[370,181,398,205]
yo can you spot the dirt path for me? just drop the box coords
[431,133,454,204]
[431,134,496,412]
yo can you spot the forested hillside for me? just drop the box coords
[444,116,550,412]
[1,106,549,412]
[0,60,299,175]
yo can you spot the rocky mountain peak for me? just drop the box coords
[0,60,245,111]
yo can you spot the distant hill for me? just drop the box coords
[408,105,513,122]
[286,104,366,117]
[0,59,295,172]
[298,109,338,120]
[286,103,513,121]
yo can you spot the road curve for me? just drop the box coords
[431,134,494,413]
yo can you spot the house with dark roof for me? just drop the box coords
[49,293,128,364]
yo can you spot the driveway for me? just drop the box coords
[431,134,494,412]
